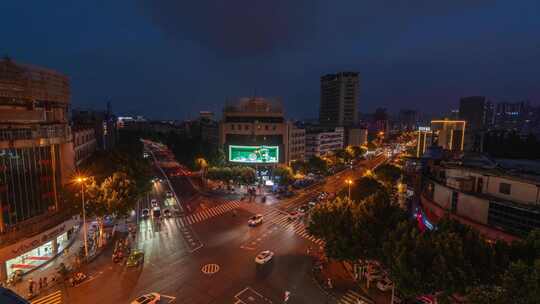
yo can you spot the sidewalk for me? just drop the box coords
[9,223,118,300]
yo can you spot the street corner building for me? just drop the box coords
[219,97,307,181]
[0,58,79,282]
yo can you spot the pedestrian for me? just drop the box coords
[28,278,34,295]
[39,278,43,290]
[43,277,48,288]
[327,278,333,289]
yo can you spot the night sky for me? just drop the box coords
[2,1,539,119]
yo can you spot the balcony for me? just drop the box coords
[0,124,71,142]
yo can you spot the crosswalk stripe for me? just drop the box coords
[31,290,62,304]
[336,290,364,304]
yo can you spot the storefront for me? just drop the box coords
[0,217,79,282]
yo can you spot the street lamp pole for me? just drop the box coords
[79,179,89,259]
[346,179,353,201]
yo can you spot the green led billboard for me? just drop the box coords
[229,145,279,163]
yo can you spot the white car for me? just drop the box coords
[255,250,274,265]
[248,214,263,226]
[376,277,393,291]
[151,199,158,207]
[131,292,160,304]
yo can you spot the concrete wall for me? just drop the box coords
[485,175,539,205]
[457,192,489,224]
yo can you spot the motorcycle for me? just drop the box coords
[69,272,87,286]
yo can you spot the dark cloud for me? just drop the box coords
[138,0,322,56]
[138,0,491,57]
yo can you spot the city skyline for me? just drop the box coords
[2,1,540,119]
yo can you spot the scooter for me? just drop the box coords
[69,272,88,286]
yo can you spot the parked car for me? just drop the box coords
[248,214,264,226]
[166,191,173,198]
[126,250,144,267]
[163,208,171,217]
[150,199,158,208]
[141,208,149,218]
[376,277,393,292]
[131,293,160,304]
[255,250,274,265]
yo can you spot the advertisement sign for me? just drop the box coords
[229,145,279,163]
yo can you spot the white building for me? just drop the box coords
[421,155,540,241]
[287,121,305,164]
[73,127,97,166]
[305,127,344,158]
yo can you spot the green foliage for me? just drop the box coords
[366,141,377,151]
[81,172,137,218]
[238,166,256,185]
[273,165,294,185]
[308,192,406,263]
[348,145,366,159]
[307,156,328,175]
[334,148,353,163]
[206,165,256,185]
[375,164,402,188]
[499,259,540,304]
[291,159,308,174]
[348,176,386,202]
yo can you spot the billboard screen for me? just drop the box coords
[229,145,279,163]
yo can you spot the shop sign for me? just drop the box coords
[0,218,77,262]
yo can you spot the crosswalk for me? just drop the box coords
[336,290,371,304]
[31,290,62,304]
[177,200,242,227]
[240,203,325,246]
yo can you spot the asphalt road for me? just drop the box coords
[34,142,386,304]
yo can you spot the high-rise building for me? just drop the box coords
[494,101,530,131]
[0,58,78,281]
[459,96,488,131]
[459,96,491,151]
[398,109,418,131]
[319,72,359,126]
[72,107,117,151]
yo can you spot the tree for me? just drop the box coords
[348,176,386,202]
[366,141,377,151]
[307,156,328,175]
[239,166,257,185]
[291,159,308,174]
[375,164,402,189]
[348,145,366,159]
[308,192,406,267]
[273,165,294,185]
[383,218,496,300]
[83,172,137,247]
[498,259,540,304]
[307,197,365,263]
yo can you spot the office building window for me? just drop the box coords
[499,183,511,195]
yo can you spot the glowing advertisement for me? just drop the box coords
[229,145,279,163]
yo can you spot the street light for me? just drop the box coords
[75,176,89,259]
[345,179,353,200]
